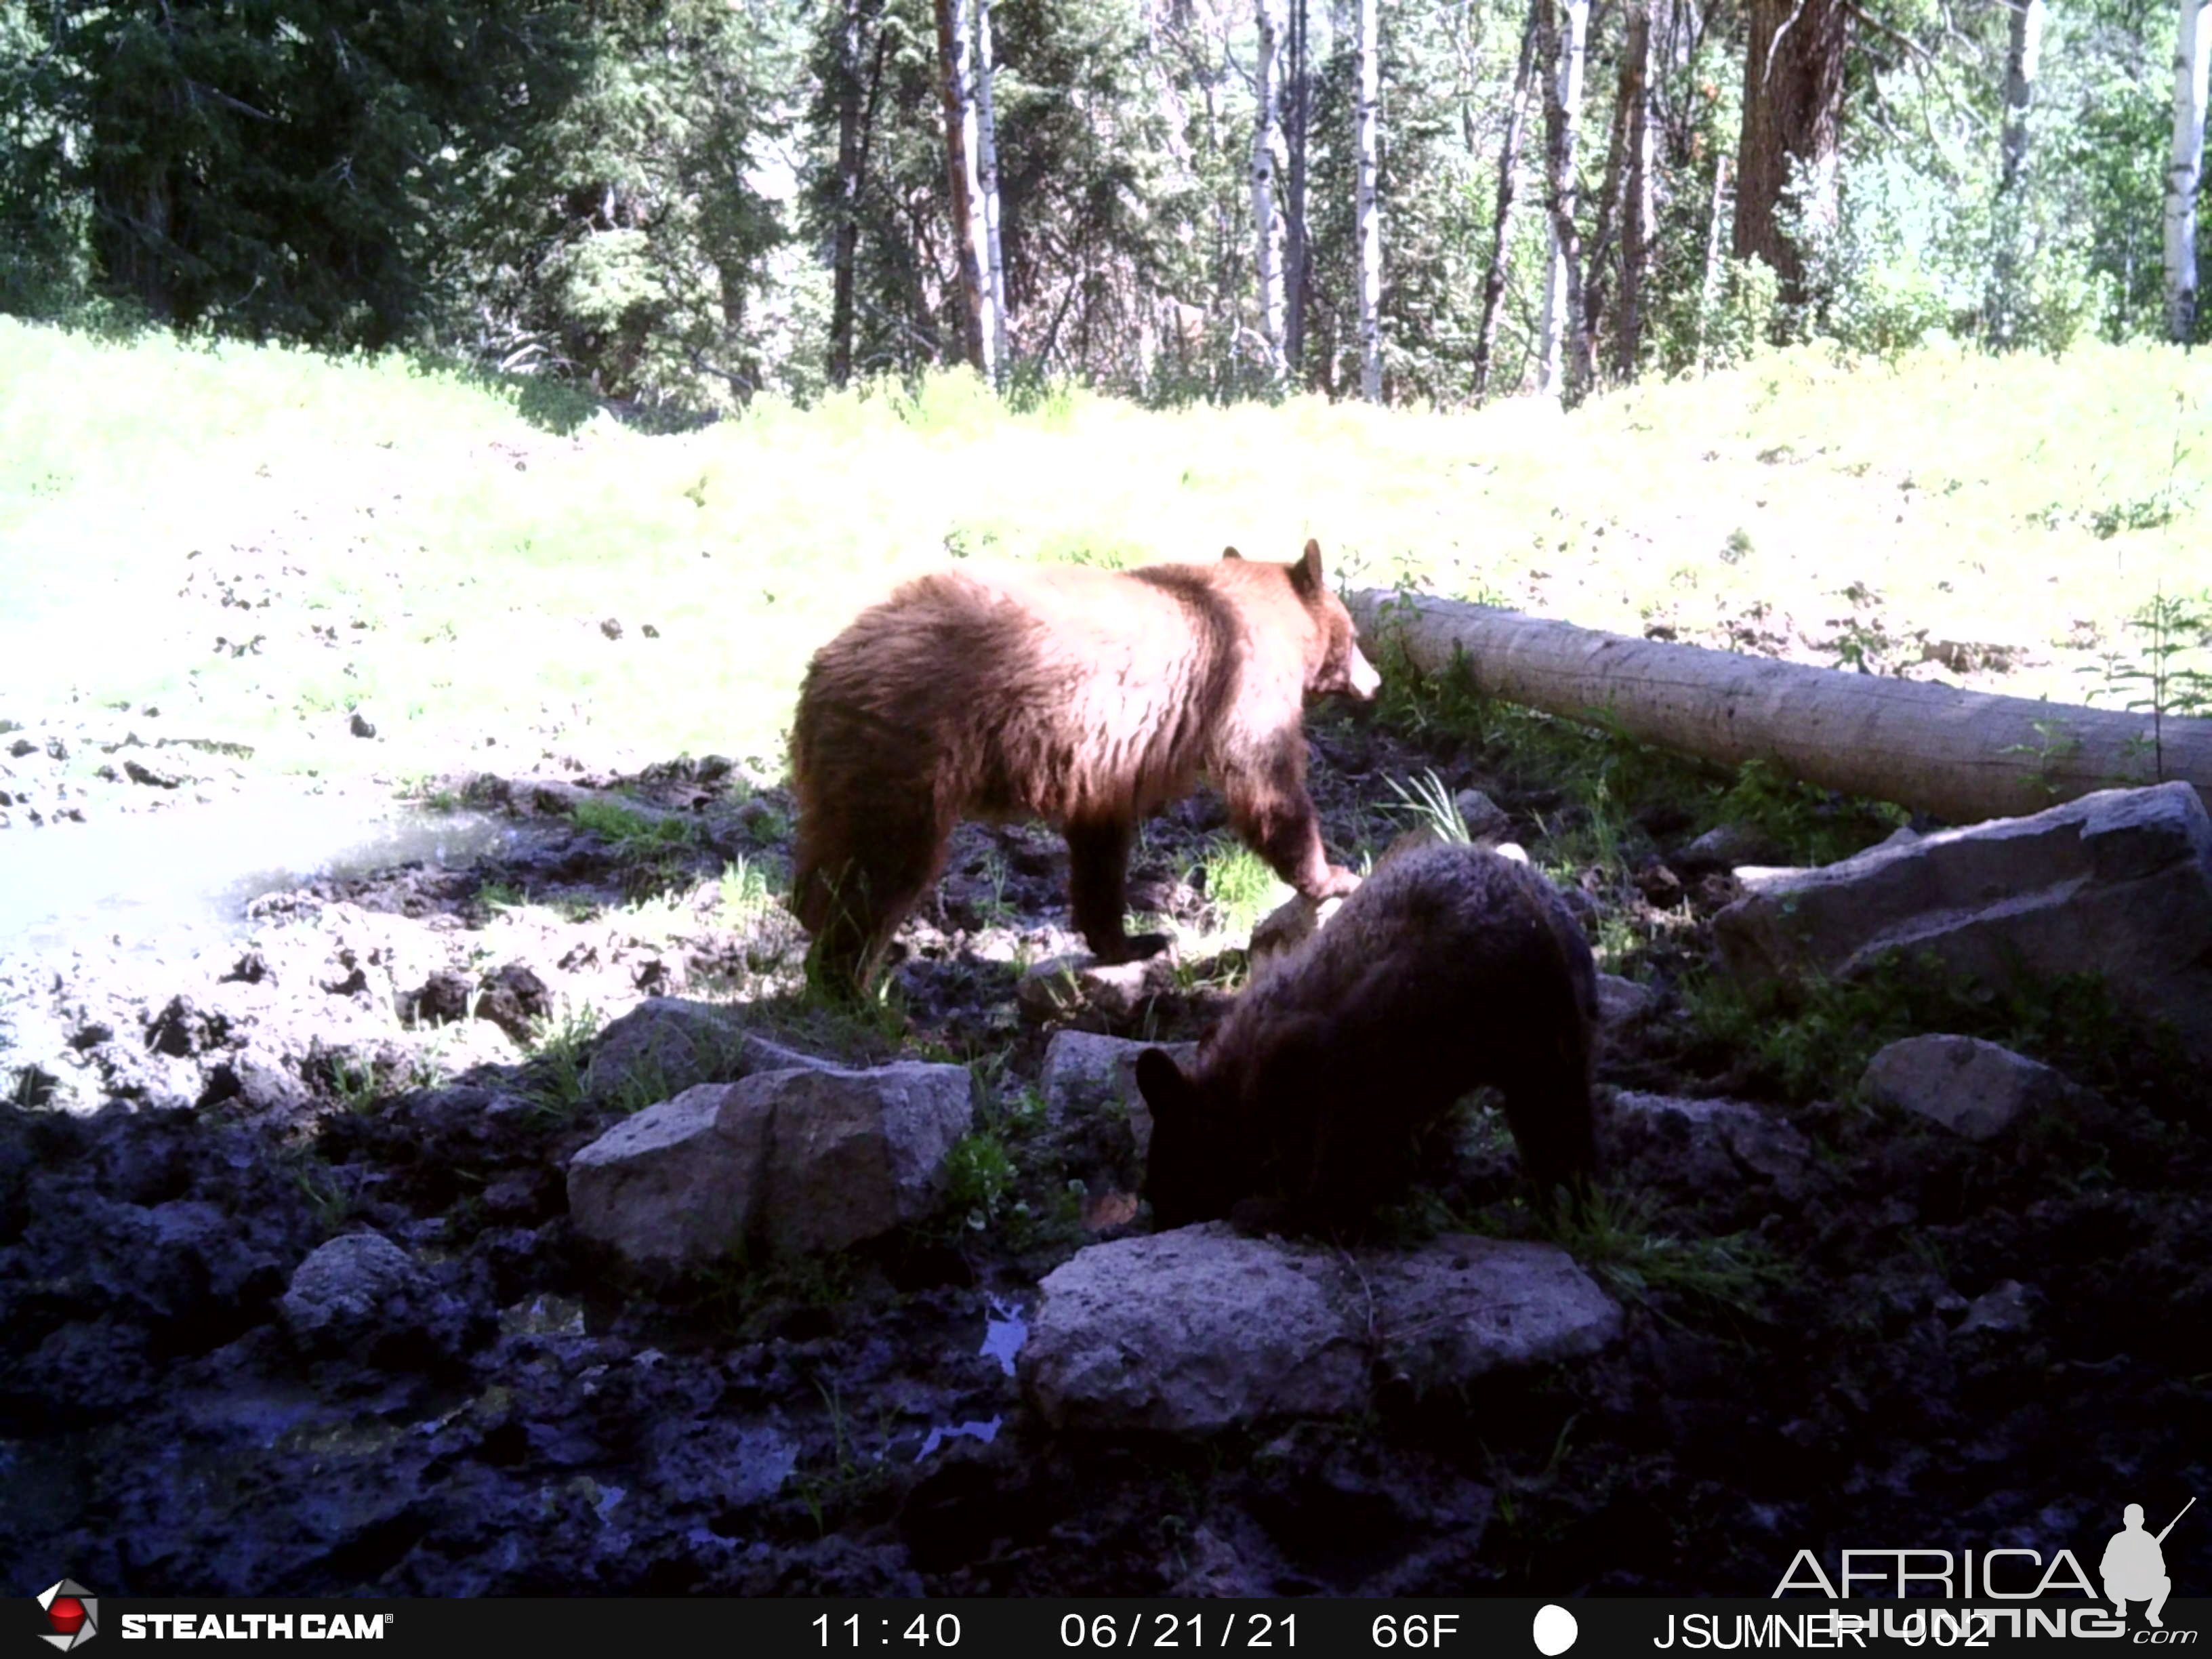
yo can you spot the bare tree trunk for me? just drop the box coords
[1615,0,1655,378]
[2000,0,2044,192]
[1284,0,1311,375]
[1345,590,2212,825]
[1987,0,2045,348]
[829,0,886,388]
[1473,0,1543,403]
[2167,0,2211,342]
[1536,0,1591,403]
[1696,154,1731,365]
[1355,0,1384,401]
[1252,0,1286,380]
[1584,7,1637,384]
[933,0,994,377]
[975,0,1010,378]
[1732,0,1848,306]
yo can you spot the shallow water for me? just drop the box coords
[979,1296,1028,1377]
[0,785,522,957]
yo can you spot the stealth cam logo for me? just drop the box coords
[35,1582,98,1652]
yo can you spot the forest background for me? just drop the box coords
[2,0,2205,417]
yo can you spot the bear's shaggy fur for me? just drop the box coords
[1139,843,1599,1229]
[790,541,1378,990]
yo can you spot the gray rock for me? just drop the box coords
[567,1083,770,1271]
[753,1061,979,1255]
[1369,1235,1624,1389]
[1715,783,2212,1065]
[1955,1278,2036,1336]
[280,1233,427,1347]
[1038,1030,1199,1161]
[567,1061,978,1269]
[583,997,825,1107]
[1021,1225,1368,1433]
[1678,821,1786,876]
[1860,1034,2069,1141]
[1021,1224,1620,1434]
[1453,788,1511,842]
[1017,953,1180,1023]
[1594,972,1656,1027]
[1614,1092,1813,1183]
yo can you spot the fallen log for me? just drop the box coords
[1347,590,2212,825]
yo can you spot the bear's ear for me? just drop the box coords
[1291,538,1325,594]
[1221,546,1243,561]
[1134,1048,1197,1124]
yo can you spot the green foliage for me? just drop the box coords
[520,1000,604,1123]
[2078,588,2212,781]
[0,0,589,344]
[1682,953,2188,1109]
[1384,768,1473,844]
[1714,760,1908,867]
[1545,1189,1791,1327]
[718,855,781,925]
[940,1131,1019,1233]
[473,0,808,409]
[1196,839,1289,939]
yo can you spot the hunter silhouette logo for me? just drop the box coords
[2102,1498,2193,1629]
[35,1582,98,1652]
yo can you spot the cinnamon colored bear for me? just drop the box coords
[790,540,1378,991]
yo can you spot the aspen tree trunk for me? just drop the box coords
[1989,0,2044,348]
[1615,0,1654,378]
[1536,0,1591,402]
[1284,0,1311,374]
[2000,0,2044,193]
[1251,0,1286,380]
[1696,154,1731,366]
[1473,0,1542,402]
[1345,590,2212,824]
[1355,0,1384,402]
[975,0,1010,378]
[829,0,886,388]
[933,0,994,377]
[2167,0,2211,342]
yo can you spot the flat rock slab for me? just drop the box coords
[1021,1224,1620,1434]
[1715,783,2212,1065]
[1860,1034,2070,1141]
[1367,1235,1624,1387]
[567,1060,977,1271]
[1020,1225,1368,1433]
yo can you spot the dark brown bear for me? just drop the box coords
[1138,842,1599,1229]
[790,540,1380,991]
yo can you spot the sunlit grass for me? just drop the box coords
[3,319,2205,794]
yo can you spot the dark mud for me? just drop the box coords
[3,706,2208,1598]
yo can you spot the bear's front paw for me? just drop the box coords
[1312,865,1363,901]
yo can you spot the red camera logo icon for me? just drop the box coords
[36,1582,99,1652]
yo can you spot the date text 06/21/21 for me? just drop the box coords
[814,1613,1471,1648]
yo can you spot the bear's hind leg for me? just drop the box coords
[799,795,954,996]
[1066,815,1170,964]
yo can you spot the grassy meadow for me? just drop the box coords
[2,316,2207,788]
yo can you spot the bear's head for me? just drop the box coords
[1287,540,1380,702]
[1136,1046,1250,1229]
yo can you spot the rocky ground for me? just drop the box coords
[3,700,2209,1599]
